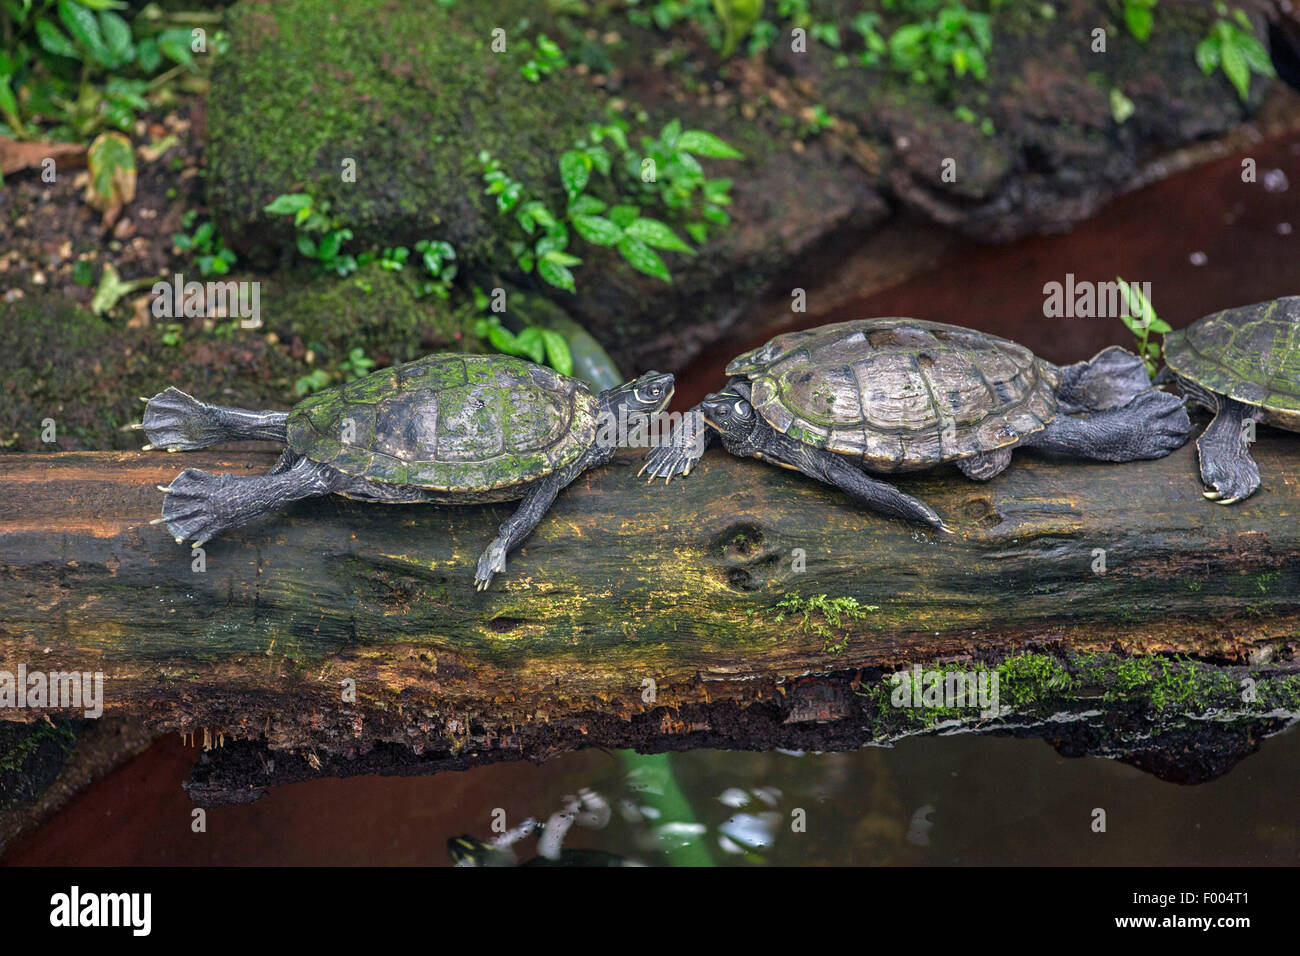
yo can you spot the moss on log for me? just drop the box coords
[0,433,1297,800]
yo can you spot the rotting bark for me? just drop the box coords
[0,430,1298,803]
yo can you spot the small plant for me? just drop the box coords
[774,592,878,654]
[520,33,567,82]
[294,367,332,396]
[264,192,358,275]
[480,121,740,293]
[0,1,210,141]
[1116,276,1172,377]
[413,239,457,298]
[1196,4,1275,103]
[474,314,574,377]
[1119,0,1157,42]
[339,347,375,381]
[887,2,992,86]
[173,211,237,277]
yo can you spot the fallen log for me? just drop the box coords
[0,432,1298,802]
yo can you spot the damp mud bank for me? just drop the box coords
[0,439,1296,804]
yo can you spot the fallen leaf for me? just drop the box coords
[84,132,137,230]
[0,137,87,176]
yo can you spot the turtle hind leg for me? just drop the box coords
[761,431,948,531]
[1196,398,1262,504]
[139,386,288,451]
[1054,346,1153,414]
[955,447,1013,481]
[1025,388,1192,462]
[157,458,342,547]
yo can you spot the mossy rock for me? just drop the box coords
[206,0,606,269]
[261,266,481,366]
[0,295,300,451]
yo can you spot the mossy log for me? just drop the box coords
[0,435,1298,802]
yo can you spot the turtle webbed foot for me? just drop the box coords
[1197,406,1262,505]
[1123,388,1194,459]
[639,408,709,483]
[475,537,508,591]
[141,387,227,452]
[639,445,699,483]
[156,468,238,547]
[1200,454,1261,504]
[1055,346,1153,414]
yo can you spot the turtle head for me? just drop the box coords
[701,387,760,447]
[597,371,675,451]
[601,370,674,415]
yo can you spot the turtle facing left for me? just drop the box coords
[137,353,673,590]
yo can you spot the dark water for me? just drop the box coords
[5,133,1299,868]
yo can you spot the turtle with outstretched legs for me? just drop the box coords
[137,354,673,590]
[1162,296,1300,504]
[642,318,1192,529]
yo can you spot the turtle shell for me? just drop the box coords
[285,353,598,493]
[726,318,1060,472]
[1163,297,1300,430]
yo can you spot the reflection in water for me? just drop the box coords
[7,724,1298,865]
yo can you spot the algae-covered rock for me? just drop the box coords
[206,0,604,270]
[0,295,300,451]
[260,266,480,366]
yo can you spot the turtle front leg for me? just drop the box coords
[639,406,714,482]
[137,386,288,451]
[1024,388,1192,462]
[1053,346,1154,414]
[156,457,341,547]
[475,463,588,591]
[1196,397,1262,504]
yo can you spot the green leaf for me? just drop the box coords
[157,27,193,65]
[617,237,671,283]
[135,36,161,72]
[487,323,523,355]
[608,204,639,228]
[1124,2,1153,42]
[58,0,109,63]
[571,214,623,246]
[36,18,81,59]
[675,129,743,160]
[1195,37,1220,75]
[537,257,576,293]
[659,119,682,149]
[1109,87,1135,125]
[558,150,591,201]
[624,217,694,253]
[264,193,313,215]
[1220,39,1250,101]
[0,76,17,127]
[73,0,128,9]
[1237,32,1276,77]
[568,194,607,216]
[101,11,132,63]
[514,326,547,364]
[539,328,573,377]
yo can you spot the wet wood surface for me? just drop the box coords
[0,435,1297,796]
